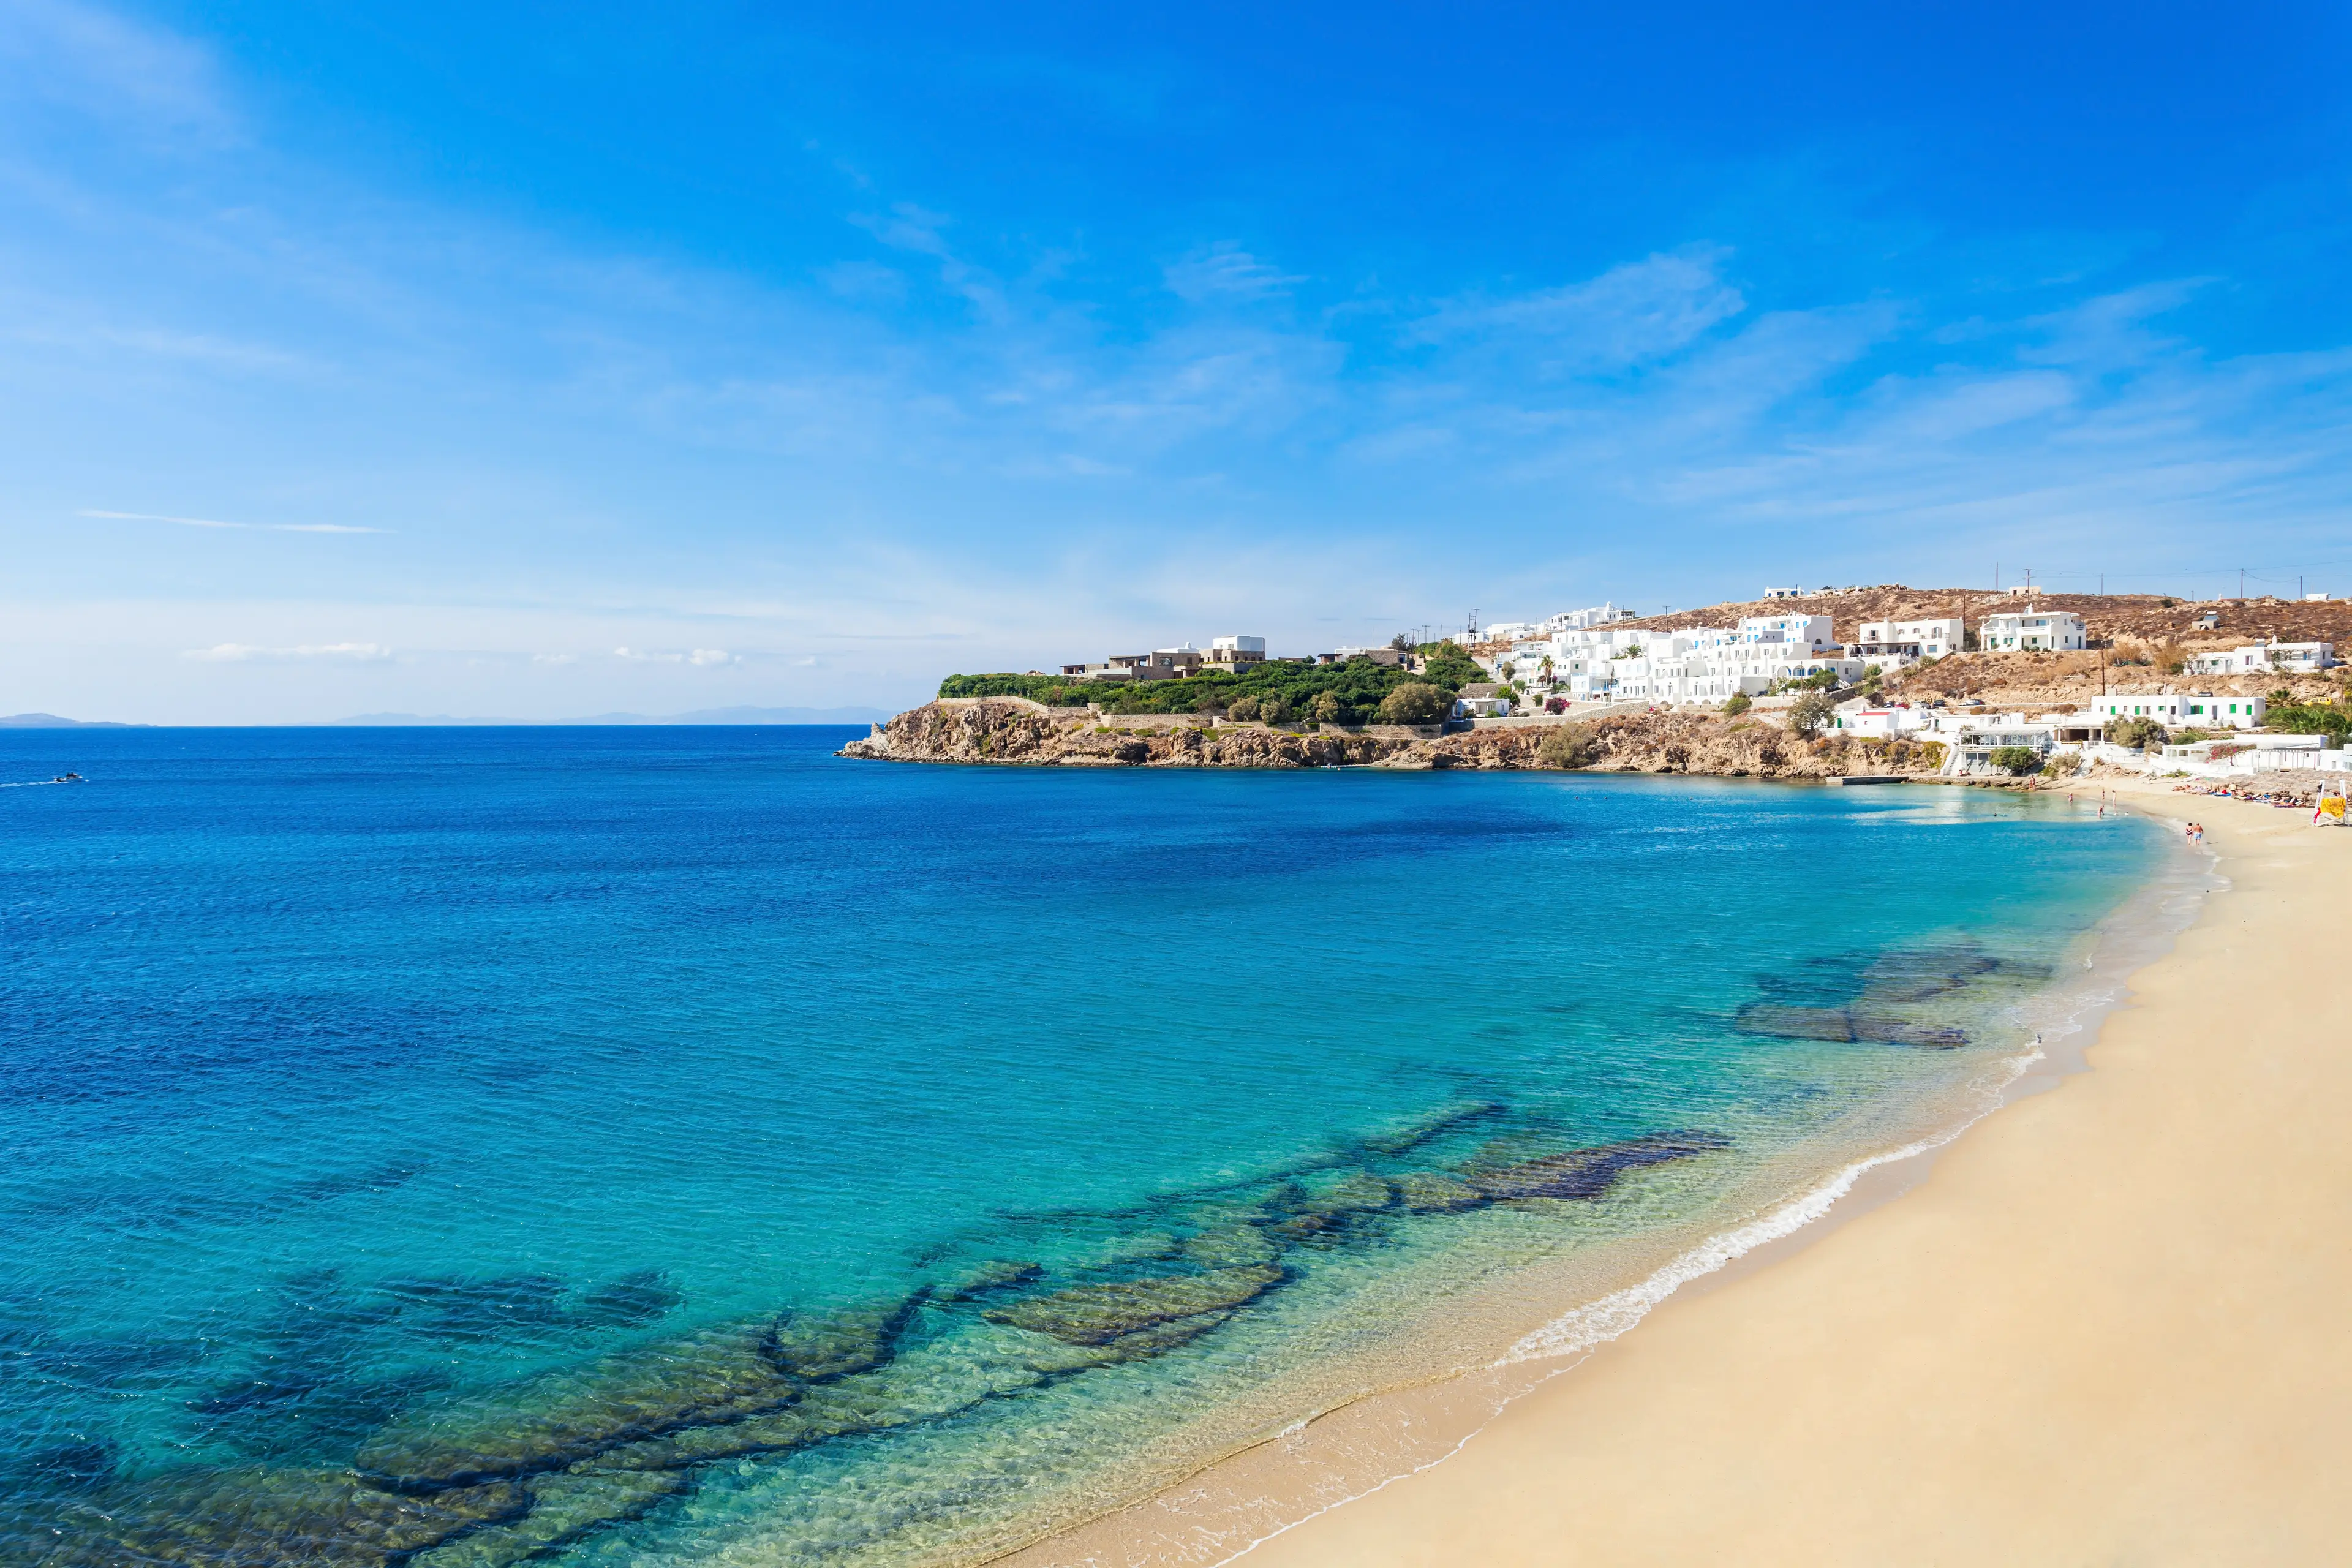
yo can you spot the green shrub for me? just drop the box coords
[1376,682,1452,725]
[1259,695,1294,726]
[1308,691,1344,725]
[2107,715,2166,749]
[1988,745,2043,775]
[1721,692,1752,715]
[1537,723,1600,769]
[1226,695,1261,722]
[1789,691,1837,738]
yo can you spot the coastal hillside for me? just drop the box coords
[839,699,1950,778]
[1583,586,2352,651]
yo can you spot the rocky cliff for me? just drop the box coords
[837,699,1951,779]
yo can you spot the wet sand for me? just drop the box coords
[1016,780,2352,1565]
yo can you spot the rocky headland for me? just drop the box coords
[837,698,1951,779]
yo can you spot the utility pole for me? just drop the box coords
[2024,567,2032,595]
[2239,569,2245,600]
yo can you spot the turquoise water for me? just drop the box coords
[0,728,2162,1565]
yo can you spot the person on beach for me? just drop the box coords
[2316,791,2346,827]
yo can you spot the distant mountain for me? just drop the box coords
[320,706,889,727]
[0,712,148,728]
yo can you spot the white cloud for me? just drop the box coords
[1413,248,1747,372]
[83,508,387,534]
[612,646,736,665]
[181,641,393,662]
[1164,244,1305,304]
[0,0,232,142]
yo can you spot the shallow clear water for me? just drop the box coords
[0,728,2162,1566]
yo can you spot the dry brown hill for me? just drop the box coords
[1593,586,2352,649]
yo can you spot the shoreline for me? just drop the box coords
[988,791,2209,1567]
[1130,778,2351,1564]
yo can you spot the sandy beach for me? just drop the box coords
[1021,780,2352,1566]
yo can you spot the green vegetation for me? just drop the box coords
[1987,745,2043,776]
[2107,715,2166,749]
[1376,681,1452,725]
[2264,696,2351,744]
[1537,723,1599,769]
[937,642,1485,725]
[1788,691,1837,738]
[1721,692,1752,715]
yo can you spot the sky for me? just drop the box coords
[4,0,2350,722]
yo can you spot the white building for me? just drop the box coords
[1829,706,1942,738]
[1853,616,1964,663]
[1540,602,1635,632]
[2092,693,2267,731]
[1205,635,1267,666]
[2185,640,2337,674]
[1978,606,2086,651]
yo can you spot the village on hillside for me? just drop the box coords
[927,584,2350,786]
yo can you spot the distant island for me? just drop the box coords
[0,713,149,728]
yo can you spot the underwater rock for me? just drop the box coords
[1735,1004,1967,1049]
[1267,1212,1340,1244]
[1856,946,2000,1003]
[1358,1099,1507,1156]
[1297,1170,1395,1214]
[983,1265,1283,1346]
[1734,1004,1860,1042]
[409,1467,688,1567]
[571,1269,684,1329]
[1469,1133,1731,1202]
[932,1259,1044,1300]
[30,1466,527,1567]
[1849,1016,1970,1048]
[1012,1310,1240,1373]
[1395,1172,1486,1213]
[354,1320,801,1489]
[1061,1230,1183,1270]
[1180,1225,1279,1268]
[766,1296,920,1382]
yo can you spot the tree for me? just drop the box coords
[1537,723,1599,769]
[1861,663,1884,695]
[1376,681,1452,725]
[1389,632,1416,654]
[1227,695,1261,722]
[1988,745,2043,776]
[1308,690,1344,725]
[1259,695,1294,726]
[2107,715,2165,749]
[1789,691,1837,737]
[1722,692,1752,715]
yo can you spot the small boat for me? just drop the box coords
[51,772,83,783]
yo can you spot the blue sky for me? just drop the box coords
[4,0,2349,721]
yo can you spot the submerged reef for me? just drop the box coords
[7,1108,1739,1567]
[1735,942,2052,1050]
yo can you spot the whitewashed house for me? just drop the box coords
[1853,616,1964,664]
[2185,640,2337,674]
[2091,693,2267,731]
[1978,606,2086,651]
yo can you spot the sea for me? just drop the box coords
[0,726,2176,1566]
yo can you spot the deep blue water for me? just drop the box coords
[0,727,2161,1565]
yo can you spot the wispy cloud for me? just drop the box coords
[181,642,394,662]
[612,646,737,665]
[82,509,388,535]
[1164,244,1305,304]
